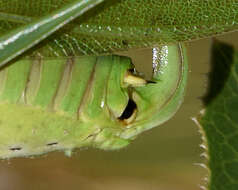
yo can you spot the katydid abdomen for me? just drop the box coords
[0,44,187,159]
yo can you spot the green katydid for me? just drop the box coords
[0,0,188,158]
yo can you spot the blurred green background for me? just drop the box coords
[1,32,238,190]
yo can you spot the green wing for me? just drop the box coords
[0,0,104,67]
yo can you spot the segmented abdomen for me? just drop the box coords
[0,56,98,117]
[0,56,131,158]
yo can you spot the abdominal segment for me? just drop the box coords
[0,56,131,158]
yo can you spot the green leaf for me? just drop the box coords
[1,0,238,57]
[197,41,238,190]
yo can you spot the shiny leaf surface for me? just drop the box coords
[1,0,238,57]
